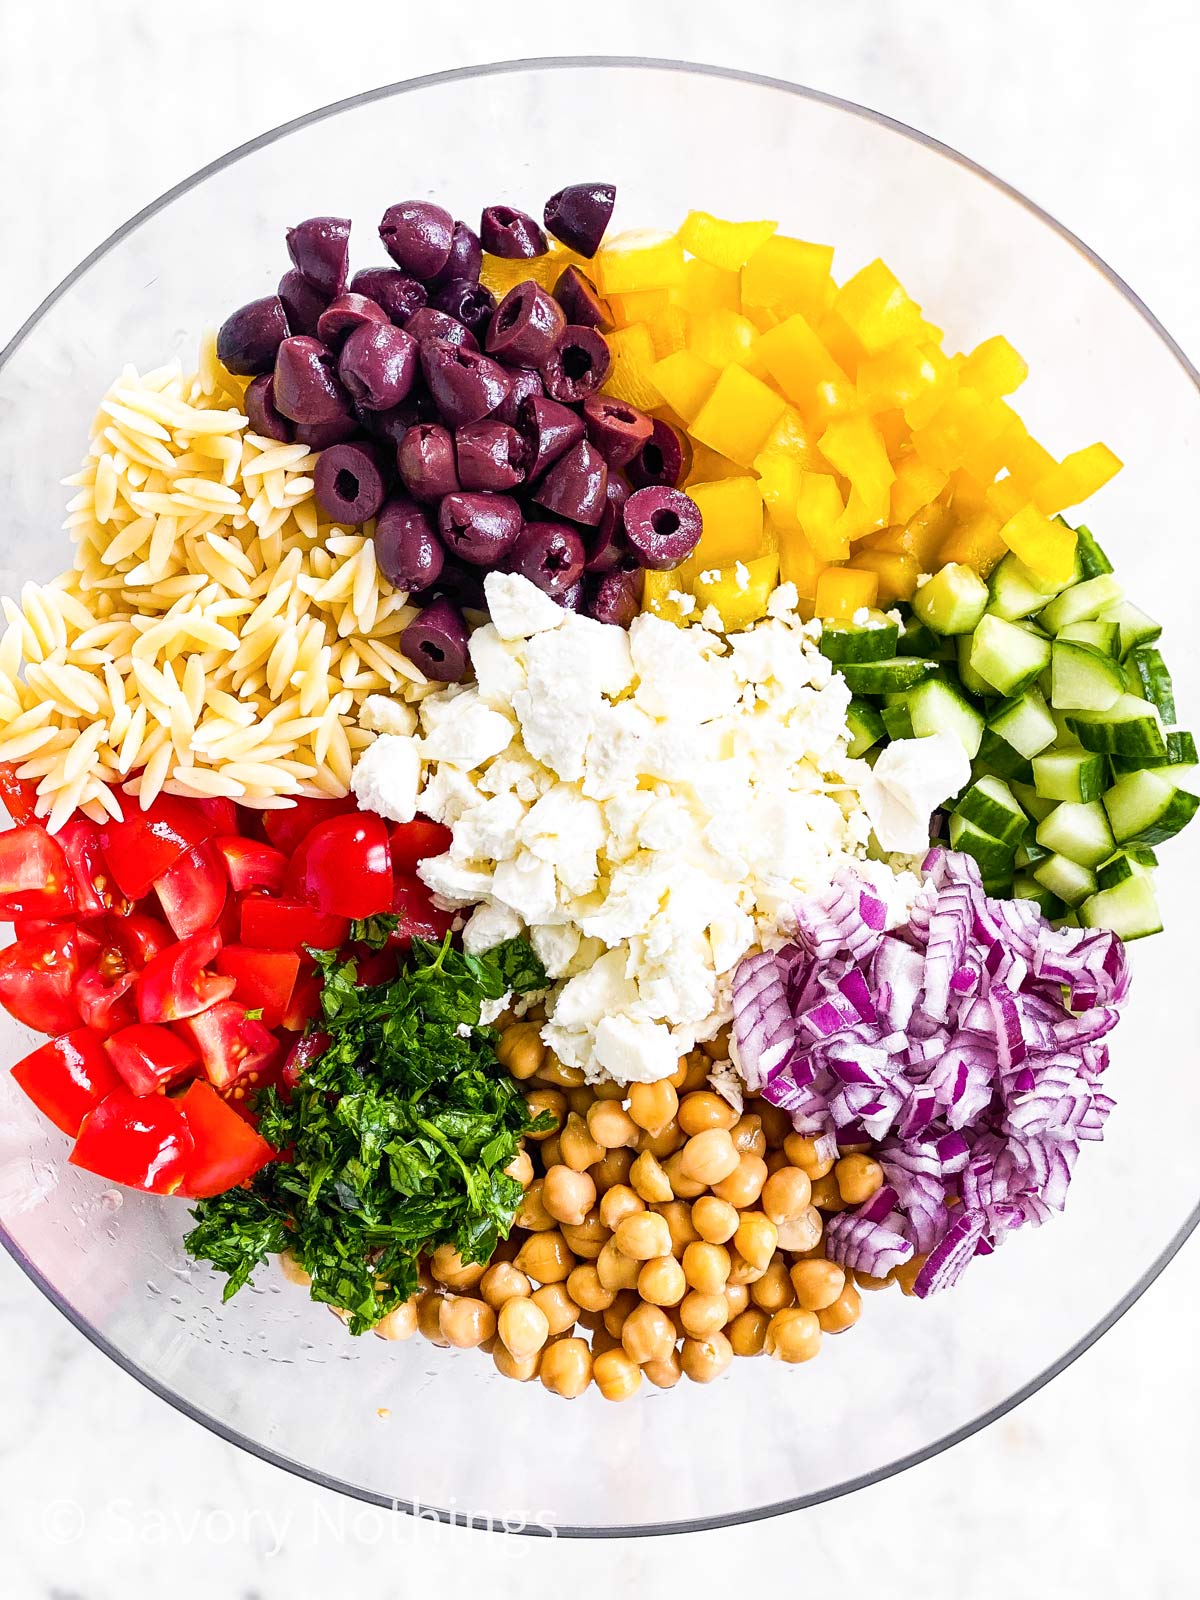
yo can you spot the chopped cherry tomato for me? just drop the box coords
[154,839,227,939]
[0,763,39,825]
[194,797,240,835]
[11,1028,122,1136]
[280,966,323,1031]
[0,924,85,1034]
[70,1087,194,1193]
[238,897,348,954]
[177,999,282,1091]
[110,910,172,970]
[100,794,215,900]
[215,836,287,895]
[389,873,455,948]
[56,817,125,920]
[214,946,300,1030]
[262,794,357,856]
[389,817,453,875]
[104,1022,200,1097]
[282,1028,329,1088]
[354,948,399,987]
[286,813,392,918]
[0,825,76,920]
[176,1080,275,1198]
[136,930,236,1024]
[75,963,138,1034]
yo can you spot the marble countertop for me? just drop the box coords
[1,2,1197,1595]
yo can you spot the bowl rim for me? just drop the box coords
[2,52,1198,1540]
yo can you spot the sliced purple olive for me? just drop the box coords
[420,338,512,428]
[480,205,548,259]
[379,200,455,281]
[375,497,445,591]
[433,560,488,612]
[553,266,611,331]
[507,522,586,599]
[540,325,611,404]
[582,394,654,469]
[403,306,478,352]
[286,216,350,298]
[272,336,352,426]
[401,597,470,683]
[316,294,389,348]
[313,442,387,524]
[627,418,691,489]
[242,374,293,443]
[493,364,543,426]
[338,321,418,411]
[587,565,644,627]
[455,421,526,492]
[278,269,329,338]
[533,439,608,526]
[622,485,703,570]
[396,423,459,503]
[556,578,586,613]
[293,414,360,449]
[430,280,496,339]
[543,183,616,258]
[486,281,566,368]
[348,267,428,323]
[518,393,585,480]
[584,474,632,573]
[216,296,290,376]
[428,221,483,290]
[438,492,523,566]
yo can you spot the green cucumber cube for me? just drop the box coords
[1035,800,1116,868]
[969,615,1052,697]
[1031,746,1106,803]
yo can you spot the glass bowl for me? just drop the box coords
[1,58,1198,1538]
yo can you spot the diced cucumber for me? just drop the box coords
[956,635,993,698]
[840,657,939,695]
[845,699,886,758]
[973,728,1034,783]
[1035,800,1116,868]
[1057,619,1120,658]
[1104,769,1200,846]
[1051,706,1076,745]
[954,776,1028,846]
[1066,694,1167,758]
[1050,640,1126,712]
[896,618,943,658]
[1015,835,1050,869]
[912,563,989,635]
[1010,779,1058,822]
[1032,852,1098,908]
[1079,875,1163,940]
[986,686,1057,758]
[1097,599,1162,658]
[1012,872,1066,919]
[1070,523,1114,579]
[1124,645,1176,723]
[987,552,1067,621]
[1110,729,1198,775]
[1039,574,1124,634]
[948,813,1017,877]
[1031,746,1107,803]
[881,703,915,740]
[905,678,985,760]
[1096,845,1158,890]
[969,615,1052,697]
[819,611,900,664]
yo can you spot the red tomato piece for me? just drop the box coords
[389,873,455,948]
[214,946,300,1030]
[11,1027,122,1137]
[110,910,173,970]
[176,1080,275,1198]
[100,794,215,900]
[0,825,77,921]
[136,930,236,1024]
[279,966,323,1031]
[238,897,348,954]
[215,836,287,895]
[177,1000,282,1091]
[0,763,40,825]
[389,817,453,875]
[281,1028,329,1088]
[286,813,393,918]
[194,797,240,835]
[262,794,357,856]
[354,948,399,987]
[104,1022,200,1097]
[75,963,138,1034]
[0,924,85,1034]
[153,839,227,939]
[57,817,127,920]
[70,1087,194,1193]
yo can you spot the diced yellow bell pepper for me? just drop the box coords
[775,526,825,601]
[756,313,854,422]
[796,472,849,560]
[688,477,765,567]
[1031,443,1123,514]
[862,499,951,568]
[479,245,584,298]
[834,486,890,545]
[607,287,672,325]
[673,258,743,316]
[688,309,764,375]
[759,407,821,472]
[889,455,949,525]
[814,565,879,620]
[912,388,1010,474]
[680,211,778,271]
[816,311,867,380]
[1002,429,1058,495]
[985,475,1025,522]
[741,235,835,320]
[744,303,782,334]
[998,503,1078,584]
[690,364,786,468]
[650,349,718,423]
[603,324,663,409]
[845,549,920,604]
[694,553,780,630]
[938,510,1008,577]
[947,469,990,517]
[754,450,805,531]
[818,414,895,518]
[959,335,1028,398]
[833,259,923,354]
[858,342,950,413]
[641,568,695,626]
[594,230,686,296]
[687,443,747,484]
[647,305,689,359]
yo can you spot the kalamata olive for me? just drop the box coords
[286,216,350,298]
[518,394,585,480]
[430,278,497,337]
[348,267,428,323]
[403,306,478,351]
[216,295,290,376]
[438,492,523,566]
[622,485,704,569]
[428,221,483,289]
[363,393,435,450]
[533,439,608,526]
[375,497,445,591]
[587,565,644,627]
[486,281,566,367]
[455,422,526,492]
[627,418,691,489]
[582,394,654,468]
[243,374,293,443]
[293,414,360,448]
[584,474,633,573]
[313,442,387,524]
[396,423,459,503]
[540,325,611,404]
[557,578,586,612]
[553,266,611,330]
[420,338,512,428]
[273,336,352,426]
[401,597,470,683]
[432,559,488,611]
[316,293,389,348]
[543,183,616,258]
[493,365,543,426]
[379,200,455,281]
[278,269,329,337]
[507,522,586,598]
[480,205,548,259]
[338,321,419,411]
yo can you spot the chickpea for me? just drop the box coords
[439,1296,496,1350]
[749,1257,794,1312]
[638,1254,687,1308]
[764,1148,790,1175]
[540,1134,564,1170]
[765,1306,822,1363]
[279,1250,311,1287]
[655,1199,701,1254]
[614,1210,672,1262]
[515,1230,575,1285]
[540,1337,592,1399]
[835,1153,884,1206]
[817,1280,862,1333]
[681,1330,733,1384]
[691,1195,739,1244]
[700,1025,732,1061]
[565,1086,594,1118]
[809,1172,845,1212]
[503,1146,534,1188]
[589,1146,634,1194]
[493,1293,548,1359]
[628,1079,679,1135]
[667,1056,690,1090]
[429,1243,486,1292]
[679,1128,739,1186]
[493,1344,540,1382]
[728,1306,770,1357]
[724,1282,750,1318]
[790,1258,846,1312]
[567,1263,615,1313]
[629,1149,674,1204]
[734,1212,779,1272]
[587,1100,638,1151]
[515,1179,556,1233]
[635,1117,685,1159]
[662,1151,706,1200]
[543,1164,597,1227]
[642,1351,683,1389]
[589,1325,622,1359]
[560,1112,604,1172]
[711,1153,768,1209]
[532,1282,580,1337]
[592,1345,642,1402]
[523,1088,566,1139]
[784,1132,834,1180]
[595,1238,640,1292]
[602,1288,639,1338]
[681,1240,731,1294]
[775,1205,824,1254]
[678,1052,713,1092]
[561,1209,608,1260]
[854,1269,893,1292]
[677,1090,738,1137]
[726,1249,766,1287]
[591,1078,627,1101]
[761,1166,813,1225]
[496,1021,545,1080]
[373,1299,418,1341]
[893,1254,928,1296]
[731,1114,766,1157]
[598,1184,645,1232]
[621,1300,677,1365]
[535,1055,586,1089]
[752,1099,793,1149]
[680,1290,729,1338]
[479,1262,532,1310]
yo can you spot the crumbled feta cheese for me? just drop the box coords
[463,901,524,954]
[767,581,799,619]
[483,571,567,640]
[479,992,512,1026]
[418,692,513,768]
[852,606,870,626]
[359,695,418,737]
[734,561,751,591]
[350,734,421,823]
[592,1015,678,1084]
[865,733,971,853]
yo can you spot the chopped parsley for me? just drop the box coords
[184,935,548,1333]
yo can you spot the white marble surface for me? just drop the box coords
[1,1,1197,1594]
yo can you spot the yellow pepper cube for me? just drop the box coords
[858,342,949,413]
[834,486,890,546]
[673,258,742,316]
[1032,443,1123,513]
[687,309,765,375]
[641,568,695,626]
[741,235,835,320]
[754,449,806,531]
[1002,429,1058,495]
[607,287,672,325]
[690,364,787,468]
[845,550,919,604]
[603,324,663,409]
[818,414,895,516]
[816,311,868,381]
[694,553,780,631]
[938,510,1009,577]
[480,245,584,299]
[958,335,1028,398]
[776,527,825,600]
[647,305,689,359]
[796,472,849,560]
[834,259,923,354]
[998,502,1078,584]
[686,442,747,484]
[761,405,821,468]
[814,565,879,620]
[756,313,853,420]
[687,476,765,566]
[594,229,686,296]
[889,455,948,525]
[862,500,952,568]
[985,475,1026,522]
[650,349,718,423]
[680,211,778,271]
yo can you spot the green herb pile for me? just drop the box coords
[185,932,548,1333]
